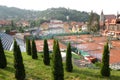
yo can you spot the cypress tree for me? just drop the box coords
[51,40,64,80]
[0,38,7,68]
[31,40,38,59]
[26,39,31,55]
[65,42,73,72]
[43,39,50,65]
[13,40,26,80]
[100,42,110,77]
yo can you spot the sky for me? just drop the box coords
[0,0,119,15]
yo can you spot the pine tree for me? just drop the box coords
[31,40,38,59]
[13,40,26,80]
[51,40,64,80]
[65,42,73,72]
[26,39,31,55]
[100,42,110,77]
[0,38,7,68]
[43,39,50,65]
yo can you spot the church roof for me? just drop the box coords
[104,15,116,20]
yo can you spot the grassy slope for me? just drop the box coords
[0,51,120,80]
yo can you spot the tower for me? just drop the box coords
[100,10,105,30]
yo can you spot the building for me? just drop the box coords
[99,10,105,30]
[16,20,30,27]
[100,11,120,39]
[0,20,11,27]
[81,22,88,32]
[0,32,13,50]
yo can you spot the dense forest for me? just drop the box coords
[0,6,99,22]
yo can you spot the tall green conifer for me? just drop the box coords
[0,38,7,68]
[43,39,50,65]
[100,42,110,77]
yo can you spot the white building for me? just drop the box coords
[81,24,88,32]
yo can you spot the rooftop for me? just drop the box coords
[35,39,67,52]
[58,34,120,64]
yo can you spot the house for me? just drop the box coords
[100,11,120,39]
[40,22,49,30]
[16,21,30,27]
[0,20,11,26]
[47,27,65,34]
[49,20,64,28]
[81,23,88,32]
[71,21,84,32]
[40,20,65,35]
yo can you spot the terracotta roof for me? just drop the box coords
[0,20,11,25]
[35,39,67,52]
[59,35,120,64]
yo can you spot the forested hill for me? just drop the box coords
[39,8,90,22]
[0,6,97,22]
[0,6,40,20]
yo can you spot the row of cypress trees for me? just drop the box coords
[51,39,110,79]
[0,38,25,80]
[43,39,73,80]
[0,36,111,79]
[26,39,38,59]
[19,38,111,79]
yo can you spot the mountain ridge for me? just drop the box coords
[0,5,96,22]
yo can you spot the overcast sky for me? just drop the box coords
[0,0,119,14]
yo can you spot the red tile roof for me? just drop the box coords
[59,35,120,64]
[35,39,67,52]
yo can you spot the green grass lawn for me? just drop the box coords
[72,53,83,59]
[0,51,120,80]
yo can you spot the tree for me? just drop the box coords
[0,38,7,68]
[30,20,36,27]
[65,43,73,72]
[43,39,50,65]
[31,40,38,59]
[26,39,31,55]
[51,40,64,80]
[13,40,26,80]
[88,11,100,33]
[11,20,15,30]
[100,42,110,77]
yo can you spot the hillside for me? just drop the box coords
[0,6,40,20]
[0,51,120,80]
[0,6,91,22]
[39,8,90,21]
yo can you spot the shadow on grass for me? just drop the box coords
[0,70,7,80]
[4,66,14,73]
[26,74,42,80]
[109,75,120,80]
[6,54,13,58]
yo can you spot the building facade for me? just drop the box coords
[100,11,120,39]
